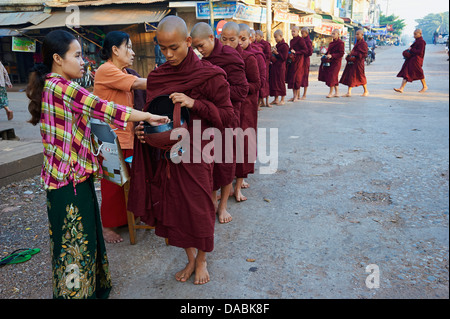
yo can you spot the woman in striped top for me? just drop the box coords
[26,30,168,299]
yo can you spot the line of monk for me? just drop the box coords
[127,17,429,285]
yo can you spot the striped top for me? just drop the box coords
[40,73,132,190]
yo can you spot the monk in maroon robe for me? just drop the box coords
[286,26,307,102]
[394,29,428,93]
[318,29,345,98]
[340,29,369,97]
[221,22,261,202]
[191,22,249,224]
[242,25,266,112]
[255,30,272,107]
[129,16,233,285]
[269,29,289,105]
[299,27,314,100]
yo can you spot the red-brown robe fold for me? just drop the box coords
[339,38,368,87]
[203,38,249,191]
[256,39,272,98]
[128,47,233,252]
[397,36,426,82]
[286,36,307,90]
[300,35,313,88]
[246,44,267,100]
[318,38,345,87]
[269,39,289,97]
[235,45,261,178]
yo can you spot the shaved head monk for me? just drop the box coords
[255,30,272,107]
[128,16,234,285]
[394,29,428,93]
[299,27,313,100]
[286,25,308,102]
[269,29,289,105]
[318,29,345,98]
[220,21,261,202]
[191,22,249,224]
[240,24,266,112]
[339,29,369,97]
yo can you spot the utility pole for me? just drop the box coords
[266,0,272,42]
[209,0,214,30]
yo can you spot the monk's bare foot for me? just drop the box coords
[217,208,232,224]
[342,93,351,97]
[194,259,210,285]
[234,189,247,202]
[361,91,369,96]
[242,180,250,188]
[300,96,306,100]
[326,94,333,98]
[176,262,195,282]
[393,88,403,93]
[103,228,123,244]
[279,100,286,105]
[332,94,340,98]
[287,98,295,102]
[419,87,428,93]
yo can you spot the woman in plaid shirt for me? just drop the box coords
[26,30,168,299]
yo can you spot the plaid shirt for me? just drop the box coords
[40,73,132,190]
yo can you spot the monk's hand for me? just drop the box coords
[169,92,195,109]
[291,49,296,54]
[135,121,146,144]
[326,54,332,59]
[147,113,171,126]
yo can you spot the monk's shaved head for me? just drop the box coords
[291,25,300,31]
[274,29,283,37]
[220,21,241,49]
[191,22,214,40]
[356,29,364,35]
[255,30,264,37]
[239,23,251,37]
[156,16,191,66]
[222,21,240,35]
[157,15,189,39]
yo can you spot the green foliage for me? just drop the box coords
[415,12,449,43]
[379,13,406,36]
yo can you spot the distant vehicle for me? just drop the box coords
[437,35,448,44]
[366,47,374,65]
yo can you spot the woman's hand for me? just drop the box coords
[169,92,195,108]
[147,113,170,126]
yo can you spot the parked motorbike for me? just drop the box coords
[366,47,375,65]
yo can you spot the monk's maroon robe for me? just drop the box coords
[235,45,260,178]
[128,47,233,252]
[269,39,289,97]
[339,38,368,87]
[257,39,272,98]
[397,36,426,82]
[246,44,266,100]
[318,38,345,87]
[300,35,313,88]
[203,38,249,191]
[286,36,307,90]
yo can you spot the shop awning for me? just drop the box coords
[288,0,315,14]
[24,6,171,30]
[0,11,51,26]
[319,13,344,24]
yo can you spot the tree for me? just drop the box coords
[415,12,449,43]
[379,13,406,36]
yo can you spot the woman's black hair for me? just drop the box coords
[26,30,77,126]
[100,31,130,60]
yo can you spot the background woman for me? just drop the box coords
[0,60,13,120]
[94,31,146,243]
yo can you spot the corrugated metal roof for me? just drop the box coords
[24,6,170,29]
[0,11,51,26]
[44,0,167,7]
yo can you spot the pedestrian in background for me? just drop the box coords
[25,29,168,299]
[154,36,166,68]
[0,60,13,121]
[94,31,147,244]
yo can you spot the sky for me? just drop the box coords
[378,0,449,35]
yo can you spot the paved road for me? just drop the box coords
[0,45,448,300]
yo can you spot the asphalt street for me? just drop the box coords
[0,44,448,300]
